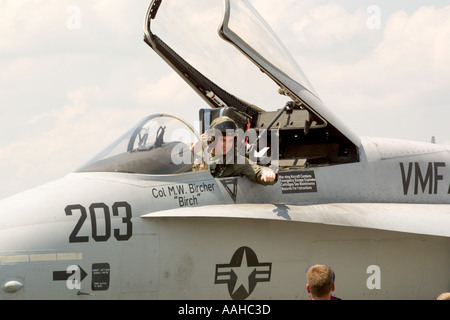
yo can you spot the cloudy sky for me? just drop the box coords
[0,0,449,200]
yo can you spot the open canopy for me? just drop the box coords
[144,0,360,148]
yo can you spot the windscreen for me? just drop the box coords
[77,114,206,175]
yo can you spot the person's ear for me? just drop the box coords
[306,283,311,293]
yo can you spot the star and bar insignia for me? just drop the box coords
[214,246,272,300]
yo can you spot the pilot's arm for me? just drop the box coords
[221,159,278,186]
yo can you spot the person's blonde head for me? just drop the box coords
[437,292,450,300]
[306,264,334,299]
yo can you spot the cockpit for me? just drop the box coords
[79,0,361,176]
[143,0,360,171]
[78,114,206,175]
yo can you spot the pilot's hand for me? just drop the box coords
[261,168,276,182]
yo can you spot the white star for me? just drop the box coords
[231,248,256,295]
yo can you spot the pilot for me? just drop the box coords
[202,116,277,186]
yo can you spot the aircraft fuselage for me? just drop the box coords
[0,136,449,299]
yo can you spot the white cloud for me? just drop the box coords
[0,85,149,199]
[293,3,367,46]
[91,0,145,35]
[0,0,68,52]
[368,7,448,100]
[376,7,450,72]
[133,72,192,106]
[289,5,450,141]
[28,87,93,124]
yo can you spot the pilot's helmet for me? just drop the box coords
[209,116,238,135]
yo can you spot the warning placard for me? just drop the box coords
[91,263,110,291]
[279,170,317,194]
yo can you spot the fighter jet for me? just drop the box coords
[0,0,449,300]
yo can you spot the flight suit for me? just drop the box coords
[212,158,277,186]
